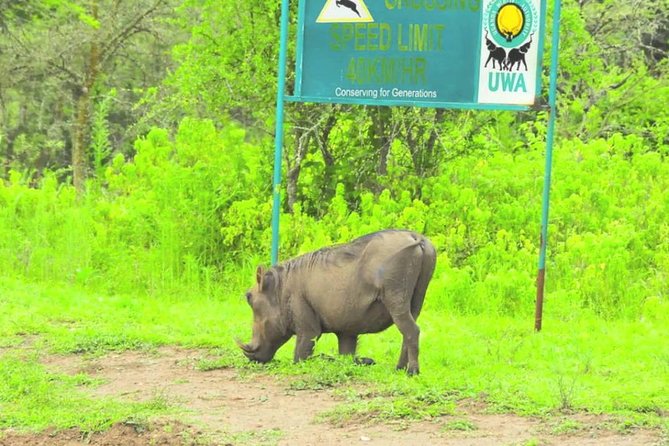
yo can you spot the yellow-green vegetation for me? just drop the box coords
[1,0,668,439]
[1,251,668,434]
[0,351,172,433]
[1,124,669,435]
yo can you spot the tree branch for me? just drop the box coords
[99,0,167,67]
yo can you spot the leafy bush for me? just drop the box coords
[1,119,668,322]
[0,119,272,295]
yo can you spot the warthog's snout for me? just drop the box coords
[235,338,273,363]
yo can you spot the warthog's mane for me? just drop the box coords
[276,230,399,275]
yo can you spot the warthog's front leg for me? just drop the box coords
[292,297,322,363]
[294,332,318,362]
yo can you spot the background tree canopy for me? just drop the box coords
[2,0,667,193]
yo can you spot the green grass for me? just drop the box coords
[216,428,283,446]
[0,354,172,433]
[441,419,478,432]
[0,275,668,435]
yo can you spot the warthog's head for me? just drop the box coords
[237,266,291,363]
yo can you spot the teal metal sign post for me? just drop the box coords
[270,0,562,330]
[535,0,561,332]
[271,0,291,266]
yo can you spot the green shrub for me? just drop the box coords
[1,120,667,322]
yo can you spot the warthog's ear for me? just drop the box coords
[256,266,276,293]
[261,273,275,293]
[256,266,266,285]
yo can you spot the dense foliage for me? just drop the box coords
[1,124,668,322]
[1,0,668,323]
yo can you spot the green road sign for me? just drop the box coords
[291,0,547,109]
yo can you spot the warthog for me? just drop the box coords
[237,230,436,375]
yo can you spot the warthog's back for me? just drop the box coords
[279,230,436,335]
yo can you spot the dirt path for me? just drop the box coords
[2,348,664,446]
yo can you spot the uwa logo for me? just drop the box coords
[478,0,541,105]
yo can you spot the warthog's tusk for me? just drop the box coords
[234,337,256,354]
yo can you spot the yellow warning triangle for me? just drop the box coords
[316,0,374,23]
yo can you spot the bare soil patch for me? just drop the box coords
[3,347,661,445]
[0,422,201,446]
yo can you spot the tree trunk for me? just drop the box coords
[72,92,89,192]
[370,107,392,177]
[72,1,100,193]
[286,127,311,213]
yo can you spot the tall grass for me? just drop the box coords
[1,119,668,321]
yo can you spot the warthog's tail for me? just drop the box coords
[410,236,437,319]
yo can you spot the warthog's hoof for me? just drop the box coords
[354,356,375,366]
[406,366,420,376]
[396,365,420,376]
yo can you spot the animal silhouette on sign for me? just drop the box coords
[336,0,361,17]
[506,33,533,71]
[484,30,507,70]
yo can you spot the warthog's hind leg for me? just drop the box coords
[337,334,358,355]
[391,311,420,375]
[354,356,375,366]
[397,341,408,371]
[337,333,375,366]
